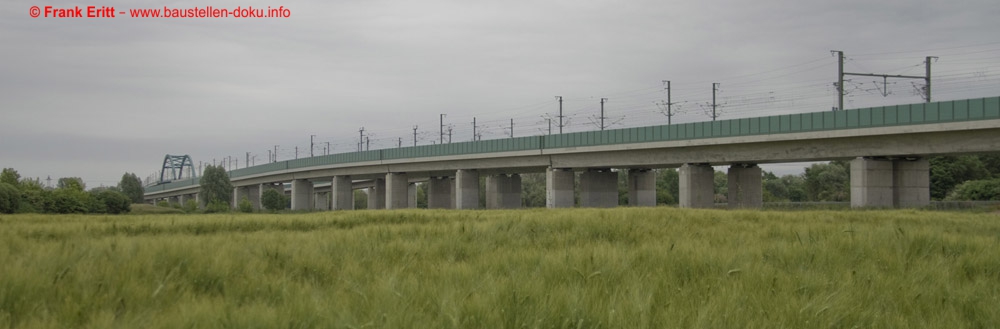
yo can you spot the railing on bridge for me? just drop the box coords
[145,96,1000,194]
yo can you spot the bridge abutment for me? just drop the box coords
[291,179,314,211]
[628,169,656,207]
[728,164,763,208]
[580,169,618,208]
[679,163,714,208]
[546,167,575,208]
[427,176,452,209]
[385,173,409,209]
[455,170,480,209]
[851,157,929,208]
[331,176,353,210]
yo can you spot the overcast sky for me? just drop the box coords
[3,0,999,187]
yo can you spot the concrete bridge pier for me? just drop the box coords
[385,173,409,209]
[314,192,330,210]
[232,186,246,209]
[178,194,187,207]
[679,163,714,208]
[427,176,453,209]
[367,178,386,209]
[331,176,353,210]
[486,174,522,209]
[455,170,480,209]
[728,164,763,208]
[628,169,656,207]
[580,169,618,208]
[291,179,314,211]
[408,183,417,208]
[546,167,575,208]
[851,157,929,208]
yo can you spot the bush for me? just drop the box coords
[238,197,254,213]
[261,188,285,212]
[96,190,132,214]
[183,199,199,213]
[203,200,231,213]
[0,182,20,214]
[48,189,90,214]
[157,201,170,208]
[946,179,1000,201]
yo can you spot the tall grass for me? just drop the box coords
[0,208,998,328]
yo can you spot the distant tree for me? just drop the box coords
[0,168,20,187]
[238,197,254,213]
[713,171,728,203]
[521,173,546,208]
[416,183,428,208]
[930,156,990,200]
[261,188,285,212]
[0,183,20,214]
[57,177,86,191]
[17,180,49,213]
[655,169,679,205]
[48,188,89,214]
[804,161,850,202]
[95,190,131,214]
[118,172,144,203]
[199,165,233,206]
[353,190,368,210]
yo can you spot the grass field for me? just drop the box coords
[1,208,998,328]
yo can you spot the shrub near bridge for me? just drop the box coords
[0,208,998,328]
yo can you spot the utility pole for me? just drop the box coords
[555,96,564,134]
[295,146,298,159]
[365,136,370,151]
[447,127,453,143]
[398,137,402,148]
[661,80,675,125]
[246,152,249,168]
[925,56,936,102]
[273,145,278,162]
[547,118,552,135]
[599,98,608,130]
[833,50,935,110]
[439,114,446,144]
[509,118,514,138]
[358,127,365,152]
[310,135,315,157]
[326,142,330,155]
[413,125,418,146]
[472,117,477,141]
[836,50,844,111]
[712,83,719,121]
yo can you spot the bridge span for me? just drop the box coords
[145,97,1000,210]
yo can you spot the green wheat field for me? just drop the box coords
[1,208,998,328]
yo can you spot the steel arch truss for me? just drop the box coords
[160,154,196,183]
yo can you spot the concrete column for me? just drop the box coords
[232,186,251,209]
[178,194,187,206]
[546,167,575,208]
[331,176,353,210]
[385,173,410,209]
[408,183,417,208]
[291,179,314,211]
[851,157,894,208]
[679,164,715,208]
[486,174,523,209]
[449,177,457,209]
[727,164,763,208]
[246,185,261,210]
[367,178,386,209]
[455,170,480,209]
[894,158,930,208]
[628,169,656,207]
[194,193,204,208]
[579,169,618,208]
[313,192,330,210]
[427,177,452,209]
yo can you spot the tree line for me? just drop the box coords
[0,168,141,214]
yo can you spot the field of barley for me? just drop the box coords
[1,208,998,328]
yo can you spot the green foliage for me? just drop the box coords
[0,168,21,187]
[0,182,20,214]
[198,165,233,207]
[183,199,199,213]
[57,177,85,191]
[945,178,1000,201]
[1,209,998,327]
[803,161,850,202]
[713,171,727,203]
[157,200,170,208]
[47,188,90,214]
[353,189,368,210]
[95,190,132,214]
[930,156,991,200]
[118,172,144,203]
[203,200,231,213]
[238,197,254,213]
[261,189,286,212]
[520,173,546,208]
[655,169,679,205]
[763,172,807,202]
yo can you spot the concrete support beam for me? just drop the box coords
[385,173,410,209]
[851,157,930,208]
[291,179,314,211]
[455,170,480,209]
[314,192,330,211]
[679,163,715,208]
[628,169,656,207]
[427,177,453,209]
[727,164,763,208]
[894,158,930,208]
[331,176,353,210]
[486,174,522,209]
[367,178,386,209]
[408,183,417,208]
[579,169,619,208]
[546,167,575,208]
